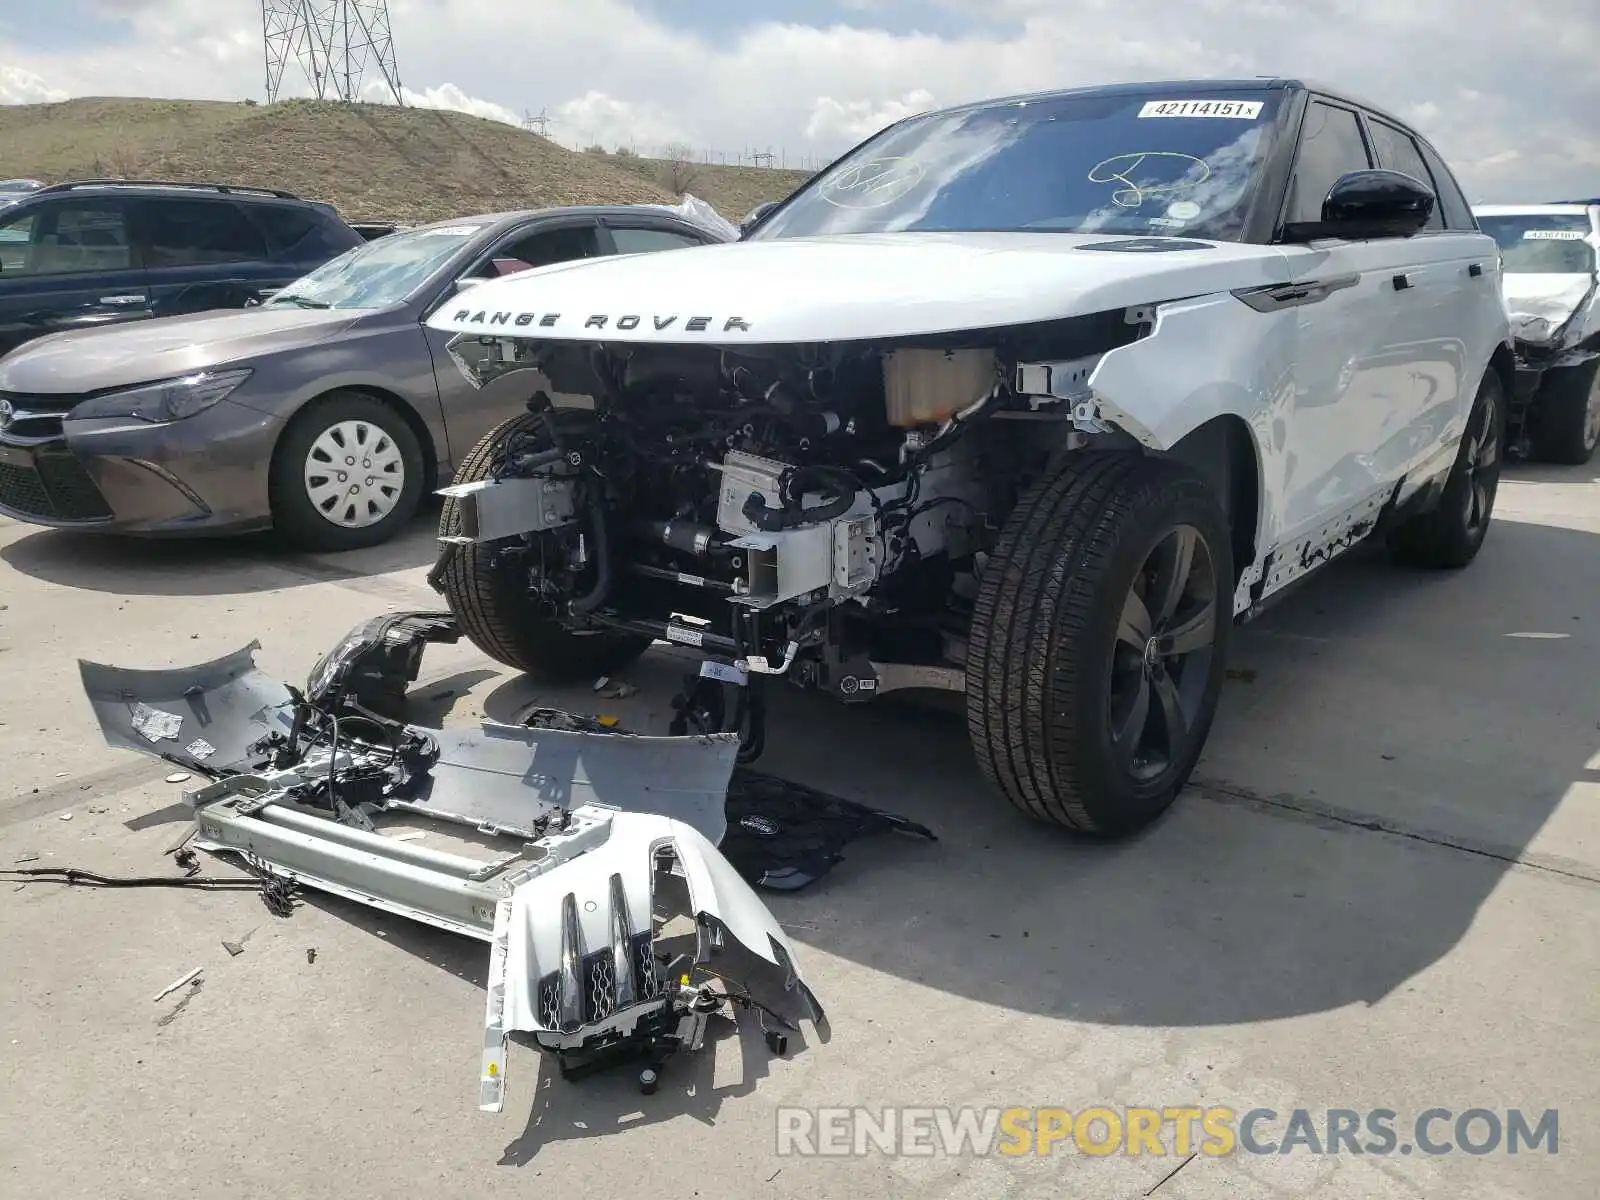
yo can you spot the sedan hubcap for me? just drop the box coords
[304,420,405,529]
[1461,389,1500,534]
[1109,524,1217,783]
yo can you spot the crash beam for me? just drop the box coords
[436,474,576,543]
[187,775,616,942]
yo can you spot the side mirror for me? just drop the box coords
[739,202,779,238]
[1284,169,1436,242]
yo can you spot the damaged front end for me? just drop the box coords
[73,612,942,1109]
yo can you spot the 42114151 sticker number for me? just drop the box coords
[1138,99,1263,119]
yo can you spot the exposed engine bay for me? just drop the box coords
[435,311,1147,755]
[75,611,936,1110]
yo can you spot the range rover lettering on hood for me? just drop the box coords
[449,308,753,334]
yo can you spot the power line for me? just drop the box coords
[262,1,404,105]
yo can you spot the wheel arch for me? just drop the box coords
[1162,413,1262,585]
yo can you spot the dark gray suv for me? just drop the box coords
[0,180,363,356]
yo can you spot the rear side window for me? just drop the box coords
[0,200,133,276]
[1285,101,1373,225]
[609,226,703,253]
[1415,141,1476,230]
[252,204,362,262]
[1366,120,1444,230]
[142,199,268,267]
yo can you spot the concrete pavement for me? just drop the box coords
[1,462,1597,1199]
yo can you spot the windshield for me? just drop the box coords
[750,91,1285,242]
[268,222,487,309]
[1476,214,1596,274]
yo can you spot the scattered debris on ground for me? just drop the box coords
[152,967,203,1003]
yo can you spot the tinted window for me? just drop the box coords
[471,225,600,277]
[252,204,359,262]
[751,90,1286,242]
[1366,120,1443,230]
[1416,141,1475,230]
[610,226,702,253]
[142,199,267,267]
[1285,101,1372,225]
[1474,214,1595,274]
[0,200,132,276]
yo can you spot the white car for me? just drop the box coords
[1472,201,1600,463]
[421,78,1514,837]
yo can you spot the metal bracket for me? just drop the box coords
[435,474,576,542]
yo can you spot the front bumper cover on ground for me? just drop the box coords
[78,611,932,1109]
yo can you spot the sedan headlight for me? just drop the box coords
[70,368,254,423]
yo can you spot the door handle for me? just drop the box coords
[99,293,147,306]
[1468,263,1485,278]
[1392,273,1414,292]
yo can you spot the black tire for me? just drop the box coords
[1388,369,1505,568]
[269,390,426,552]
[436,411,650,680]
[1528,358,1600,465]
[966,452,1234,836]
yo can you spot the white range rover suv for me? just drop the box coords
[421,78,1514,837]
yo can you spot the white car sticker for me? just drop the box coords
[1166,200,1202,220]
[1522,230,1587,240]
[1138,99,1263,119]
[418,225,482,237]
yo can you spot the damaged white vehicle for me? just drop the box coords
[424,79,1513,836]
[1473,201,1600,463]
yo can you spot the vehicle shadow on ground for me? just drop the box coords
[0,500,443,596]
[466,515,1600,1034]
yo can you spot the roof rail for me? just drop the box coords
[31,180,302,200]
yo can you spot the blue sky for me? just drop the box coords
[1,0,1597,200]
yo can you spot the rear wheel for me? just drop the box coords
[269,391,426,552]
[436,411,650,681]
[966,452,1233,836]
[1388,369,1504,568]
[1528,359,1600,465]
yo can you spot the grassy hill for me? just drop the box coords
[0,97,809,224]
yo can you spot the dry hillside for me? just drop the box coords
[0,97,807,224]
[594,149,814,221]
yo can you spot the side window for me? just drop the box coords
[1366,120,1444,230]
[251,204,359,263]
[1415,141,1476,230]
[141,199,268,268]
[471,224,600,278]
[0,210,36,274]
[1285,101,1373,226]
[0,201,133,276]
[609,226,703,254]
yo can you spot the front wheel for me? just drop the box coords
[1528,359,1600,466]
[965,452,1234,836]
[269,391,426,552]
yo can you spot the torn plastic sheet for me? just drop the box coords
[636,193,740,243]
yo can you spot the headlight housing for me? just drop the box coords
[69,368,254,423]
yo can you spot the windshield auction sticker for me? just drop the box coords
[1523,230,1588,240]
[1138,99,1263,119]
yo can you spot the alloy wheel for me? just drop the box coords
[303,419,407,529]
[1108,524,1219,783]
[1461,386,1500,536]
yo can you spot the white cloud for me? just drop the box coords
[361,80,521,126]
[805,89,937,143]
[0,66,66,105]
[0,0,1597,198]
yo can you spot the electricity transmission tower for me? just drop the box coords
[262,1,404,105]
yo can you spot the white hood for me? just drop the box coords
[1501,273,1594,343]
[424,232,1294,344]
